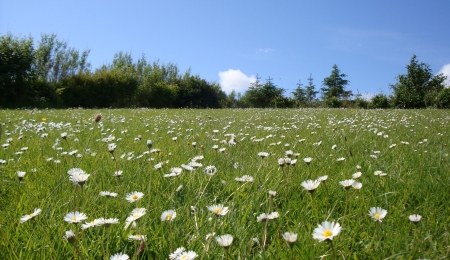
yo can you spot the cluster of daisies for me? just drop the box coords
[6,109,441,260]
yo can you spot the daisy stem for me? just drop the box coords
[64,138,70,150]
[17,180,20,209]
[169,222,173,253]
[202,218,217,259]
[226,181,248,201]
[268,195,273,214]
[198,174,213,203]
[105,227,111,260]
[329,240,337,260]
[308,192,319,221]
[263,194,274,249]
[147,154,152,209]
[370,222,379,250]
[225,247,229,260]
[73,242,84,260]
[323,181,329,198]
[112,154,118,173]
[344,189,350,219]
[263,219,269,249]
[73,186,77,212]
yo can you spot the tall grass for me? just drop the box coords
[0,108,449,259]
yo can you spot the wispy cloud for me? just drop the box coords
[218,69,255,94]
[437,63,450,87]
[256,48,274,54]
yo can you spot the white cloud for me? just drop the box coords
[437,63,450,87]
[218,69,255,94]
[361,93,374,101]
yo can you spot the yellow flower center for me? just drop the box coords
[72,217,77,221]
[166,214,172,220]
[215,208,221,214]
[181,256,188,260]
[374,213,381,219]
[132,195,138,200]
[323,230,333,237]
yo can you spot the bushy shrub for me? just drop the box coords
[326,97,342,108]
[436,88,450,108]
[370,94,390,109]
[355,98,369,109]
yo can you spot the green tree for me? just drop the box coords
[0,33,35,107]
[321,64,351,101]
[292,80,307,107]
[174,72,224,108]
[436,88,450,108]
[390,55,447,108]
[370,94,390,109]
[306,74,319,105]
[246,75,284,108]
[34,34,90,83]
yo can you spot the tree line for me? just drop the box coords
[1,33,449,109]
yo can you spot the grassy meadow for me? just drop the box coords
[0,108,449,259]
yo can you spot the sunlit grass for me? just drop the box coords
[0,108,449,259]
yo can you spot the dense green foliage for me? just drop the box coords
[0,34,227,109]
[390,55,448,108]
[321,65,352,102]
[370,94,390,109]
[291,74,319,108]
[2,33,449,109]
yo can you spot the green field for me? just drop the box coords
[0,108,449,259]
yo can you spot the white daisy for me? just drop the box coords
[63,230,76,244]
[100,191,118,197]
[235,175,254,182]
[64,211,88,224]
[20,208,42,223]
[128,234,147,241]
[257,212,279,222]
[301,179,320,192]
[352,182,362,189]
[282,232,298,245]
[317,175,328,182]
[207,204,229,216]
[312,221,342,242]
[368,207,387,222]
[110,252,130,260]
[69,171,90,187]
[176,251,198,260]
[408,214,422,223]
[216,234,233,248]
[258,152,269,158]
[339,179,355,189]
[17,171,26,180]
[352,172,362,179]
[204,165,217,176]
[126,191,144,203]
[161,210,176,222]
[169,247,186,260]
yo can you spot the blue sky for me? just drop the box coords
[2,0,450,99]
